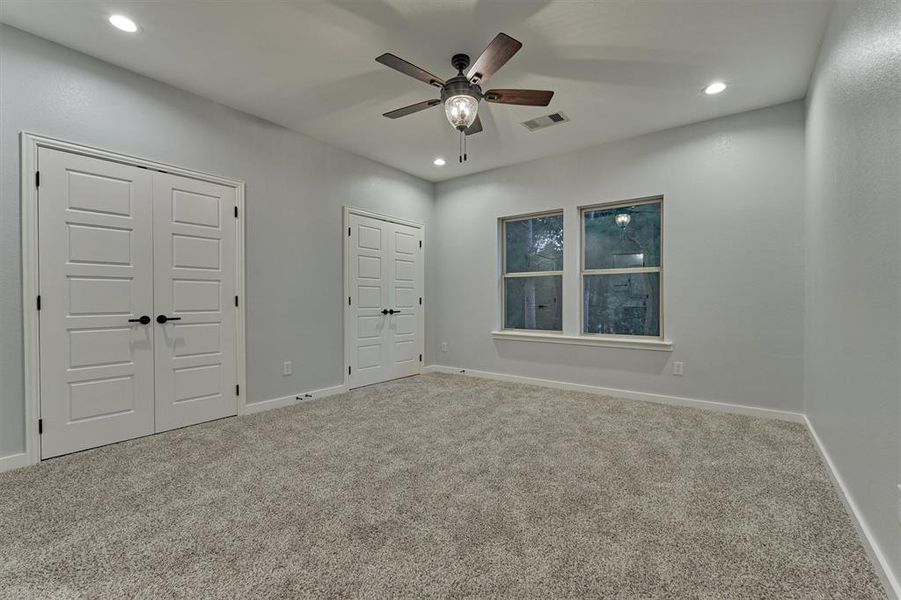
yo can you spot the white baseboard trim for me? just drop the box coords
[0,452,32,474]
[422,365,804,423]
[0,384,350,472]
[805,416,900,599]
[242,383,348,415]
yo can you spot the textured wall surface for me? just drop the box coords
[0,25,434,458]
[432,102,806,413]
[804,0,901,588]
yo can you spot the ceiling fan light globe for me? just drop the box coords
[444,94,478,130]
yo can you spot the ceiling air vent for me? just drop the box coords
[521,112,570,132]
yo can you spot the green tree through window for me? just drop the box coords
[502,213,563,330]
[582,200,662,337]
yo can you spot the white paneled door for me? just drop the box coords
[153,173,237,432]
[37,149,156,458]
[346,212,423,389]
[37,148,238,458]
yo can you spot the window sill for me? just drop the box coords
[491,330,673,351]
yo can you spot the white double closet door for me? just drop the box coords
[38,148,238,459]
[347,212,423,389]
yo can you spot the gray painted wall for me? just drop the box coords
[0,25,435,458]
[431,102,806,412]
[804,0,901,585]
[1,14,898,591]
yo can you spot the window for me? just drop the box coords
[501,212,563,331]
[581,198,662,337]
[496,200,667,348]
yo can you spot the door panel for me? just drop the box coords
[68,276,133,314]
[38,148,155,458]
[347,214,389,388]
[347,214,423,389]
[153,173,237,431]
[387,221,422,379]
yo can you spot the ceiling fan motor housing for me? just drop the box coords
[443,53,482,106]
[441,76,482,104]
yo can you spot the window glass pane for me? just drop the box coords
[505,276,562,330]
[504,214,563,273]
[584,202,660,270]
[583,273,660,336]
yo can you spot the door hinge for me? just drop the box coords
[36,295,41,310]
[419,240,422,248]
[38,419,43,435]
[35,171,40,188]
[235,295,239,307]
[235,384,240,396]
[419,354,422,362]
[419,297,422,305]
[348,296,351,306]
[234,206,238,218]
[348,366,351,375]
[348,227,351,236]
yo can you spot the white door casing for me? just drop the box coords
[24,134,245,465]
[37,148,156,458]
[152,172,238,431]
[345,208,424,389]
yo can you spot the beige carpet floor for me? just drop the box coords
[0,373,886,599]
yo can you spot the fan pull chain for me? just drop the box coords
[458,130,468,163]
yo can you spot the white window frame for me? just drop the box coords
[499,209,564,333]
[580,195,664,341]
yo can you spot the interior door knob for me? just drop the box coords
[388,309,401,315]
[381,309,389,315]
[156,315,182,324]
[128,315,151,325]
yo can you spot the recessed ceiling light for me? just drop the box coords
[108,15,138,33]
[433,157,446,166]
[704,81,727,95]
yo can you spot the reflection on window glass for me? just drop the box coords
[505,215,564,273]
[505,276,562,331]
[584,203,660,270]
[583,273,660,336]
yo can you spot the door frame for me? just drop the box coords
[343,206,425,389]
[20,132,247,467]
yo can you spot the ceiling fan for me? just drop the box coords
[376,33,555,163]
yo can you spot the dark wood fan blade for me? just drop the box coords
[382,99,441,119]
[464,114,483,136]
[466,33,522,84]
[376,53,445,87]
[484,89,554,106]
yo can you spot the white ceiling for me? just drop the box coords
[0,0,832,182]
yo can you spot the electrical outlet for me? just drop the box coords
[673,361,684,376]
[282,361,292,376]
[441,342,448,353]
